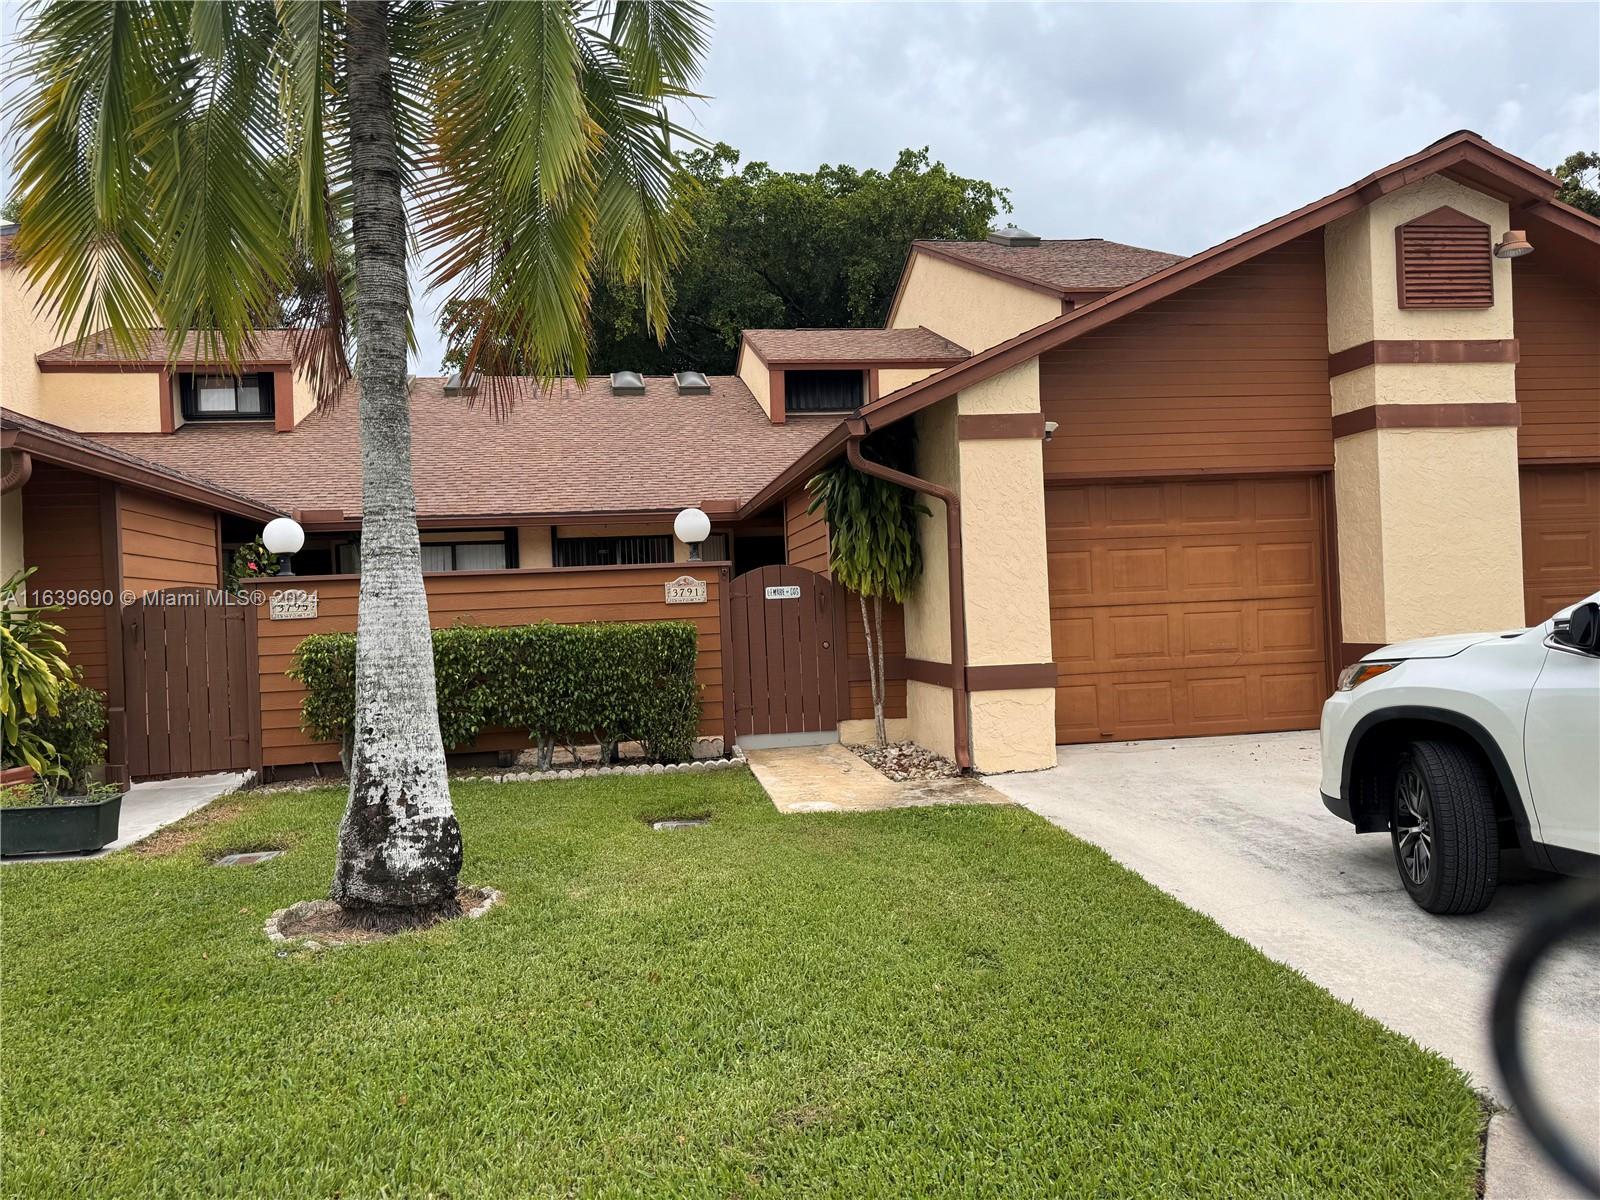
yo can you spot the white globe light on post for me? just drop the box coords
[262,516,306,575]
[674,506,711,561]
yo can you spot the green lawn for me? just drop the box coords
[2,770,1481,1198]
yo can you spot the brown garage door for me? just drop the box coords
[1047,476,1331,744]
[1521,465,1600,624]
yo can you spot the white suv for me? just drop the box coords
[1320,593,1600,914]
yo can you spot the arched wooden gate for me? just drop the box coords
[728,564,848,738]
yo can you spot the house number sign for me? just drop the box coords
[268,589,319,621]
[665,575,708,605]
[764,585,802,600]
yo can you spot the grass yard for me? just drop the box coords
[2,769,1481,1198]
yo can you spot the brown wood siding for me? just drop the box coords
[1514,255,1600,463]
[1047,476,1330,744]
[846,595,907,721]
[783,491,830,574]
[19,464,112,693]
[117,486,221,596]
[255,565,728,767]
[1040,234,1335,478]
[1520,465,1600,623]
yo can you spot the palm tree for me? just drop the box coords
[10,0,708,913]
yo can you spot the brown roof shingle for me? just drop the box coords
[89,375,840,521]
[742,326,968,365]
[37,328,297,367]
[915,238,1184,294]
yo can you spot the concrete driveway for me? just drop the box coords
[988,732,1599,1200]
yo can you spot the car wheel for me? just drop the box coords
[1391,740,1499,915]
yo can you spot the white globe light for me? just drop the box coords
[673,507,711,545]
[261,516,306,556]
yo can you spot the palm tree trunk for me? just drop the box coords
[331,1,461,912]
[860,594,885,747]
[872,594,887,746]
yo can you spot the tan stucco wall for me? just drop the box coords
[736,343,774,420]
[34,370,166,432]
[969,688,1056,774]
[1324,175,1514,352]
[1,265,63,419]
[1336,427,1524,642]
[0,479,23,582]
[904,399,958,663]
[517,524,553,567]
[957,437,1052,666]
[291,371,318,426]
[888,251,1063,352]
[906,680,955,763]
[838,716,911,744]
[877,366,940,397]
[1331,362,1518,416]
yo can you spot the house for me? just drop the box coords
[3,130,1596,779]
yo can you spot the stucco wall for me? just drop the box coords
[1324,175,1514,352]
[736,343,774,420]
[1331,362,1518,416]
[906,680,955,763]
[517,524,553,568]
[888,251,1062,352]
[1,264,64,419]
[877,366,940,397]
[904,399,957,663]
[0,480,23,583]
[35,370,166,432]
[968,689,1056,774]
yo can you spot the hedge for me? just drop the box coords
[288,621,703,767]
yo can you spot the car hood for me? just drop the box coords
[1367,630,1516,660]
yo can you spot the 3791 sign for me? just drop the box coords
[665,575,708,605]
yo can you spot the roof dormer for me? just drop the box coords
[735,326,968,424]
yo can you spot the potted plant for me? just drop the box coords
[0,572,120,856]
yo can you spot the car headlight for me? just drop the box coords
[1336,661,1400,691]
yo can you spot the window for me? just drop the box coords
[784,369,863,413]
[180,372,275,420]
[1395,206,1493,309]
[335,530,514,574]
[554,534,673,567]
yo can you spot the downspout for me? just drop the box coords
[844,420,971,770]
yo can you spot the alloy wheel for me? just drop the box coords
[1395,765,1433,886]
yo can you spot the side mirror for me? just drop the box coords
[1558,601,1600,653]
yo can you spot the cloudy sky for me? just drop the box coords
[4,3,1596,371]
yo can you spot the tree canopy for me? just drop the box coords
[1553,150,1600,218]
[443,143,1007,375]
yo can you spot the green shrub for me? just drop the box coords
[28,677,107,795]
[287,620,703,764]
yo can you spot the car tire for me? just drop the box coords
[1391,739,1499,915]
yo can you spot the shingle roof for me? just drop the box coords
[742,326,968,364]
[37,328,297,366]
[89,375,841,521]
[914,238,1184,294]
[1,406,279,517]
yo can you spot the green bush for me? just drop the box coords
[288,621,703,765]
[29,677,108,795]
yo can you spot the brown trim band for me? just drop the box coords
[1332,402,1520,439]
[957,413,1047,441]
[904,657,1056,692]
[848,654,908,684]
[1328,338,1519,377]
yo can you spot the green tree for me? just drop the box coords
[806,425,926,747]
[11,0,707,914]
[1553,151,1600,217]
[444,143,1009,375]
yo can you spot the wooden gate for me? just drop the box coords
[728,564,848,737]
[122,592,261,778]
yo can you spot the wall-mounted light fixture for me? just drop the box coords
[1493,230,1533,259]
[1043,420,1059,443]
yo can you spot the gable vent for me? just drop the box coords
[610,370,645,396]
[1396,207,1492,309]
[987,226,1041,248]
[674,370,710,395]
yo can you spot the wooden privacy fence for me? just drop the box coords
[253,563,731,769]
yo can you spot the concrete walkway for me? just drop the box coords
[745,743,1009,813]
[3,772,250,863]
[988,733,1598,1200]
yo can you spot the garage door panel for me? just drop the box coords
[1048,477,1329,744]
[1520,465,1600,624]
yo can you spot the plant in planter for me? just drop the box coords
[0,677,117,857]
[0,568,72,782]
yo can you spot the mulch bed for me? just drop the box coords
[265,886,502,949]
[846,741,962,783]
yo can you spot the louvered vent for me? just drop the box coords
[1395,207,1492,309]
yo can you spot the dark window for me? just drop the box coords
[554,534,673,567]
[179,372,275,420]
[734,535,785,576]
[335,530,514,574]
[785,370,863,413]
